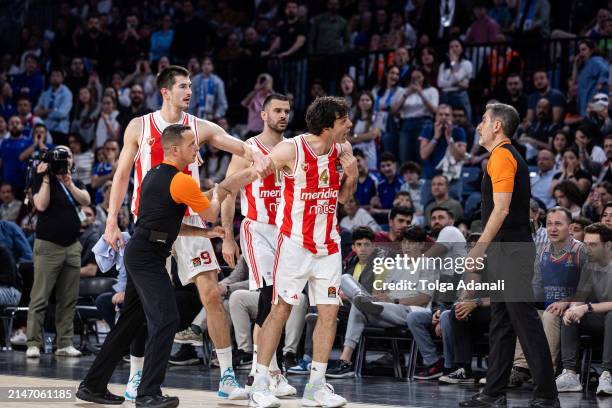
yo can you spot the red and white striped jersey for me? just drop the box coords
[240,137,282,224]
[276,134,344,256]
[132,110,201,218]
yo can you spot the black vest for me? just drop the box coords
[481,143,531,236]
[135,163,186,245]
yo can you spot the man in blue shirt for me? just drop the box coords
[418,104,467,207]
[10,55,44,104]
[527,70,566,124]
[370,152,404,223]
[531,149,556,209]
[34,68,73,146]
[189,57,228,121]
[354,149,378,209]
[0,116,31,196]
[0,220,33,263]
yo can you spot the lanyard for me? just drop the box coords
[58,181,78,209]
[374,87,398,111]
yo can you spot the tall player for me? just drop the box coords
[226,97,358,407]
[221,93,298,399]
[101,65,272,401]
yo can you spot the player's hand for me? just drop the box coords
[222,237,241,268]
[104,222,124,252]
[339,152,358,179]
[111,291,125,305]
[251,147,274,178]
[202,226,225,239]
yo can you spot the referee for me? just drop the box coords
[77,124,225,408]
[460,104,559,408]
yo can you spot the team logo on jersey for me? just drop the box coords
[327,287,337,298]
[302,163,309,172]
[319,169,329,185]
[192,257,201,267]
[147,137,156,146]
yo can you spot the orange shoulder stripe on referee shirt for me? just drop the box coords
[486,143,517,193]
[168,168,210,213]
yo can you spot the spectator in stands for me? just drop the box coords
[552,181,584,219]
[512,207,588,388]
[0,116,8,139]
[0,219,32,262]
[70,87,100,146]
[393,46,412,86]
[94,181,112,230]
[499,73,528,121]
[0,115,30,196]
[551,130,570,172]
[68,133,94,190]
[189,57,228,121]
[144,58,170,112]
[530,198,549,251]
[94,95,120,148]
[452,106,475,151]
[242,73,274,137]
[91,139,119,204]
[556,223,612,395]
[438,40,473,122]
[552,147,593,197]
[263,1,307,59]
[573,39,609,117]
[419,46,439,89]
[371,152,404,212]
[74,15,113,77]
[78,205,100,278]
[569,216,592,242]
[0,82,16,120]
[94,265,126,330]
[418,0,471,44]
[354,149,377,209]
[593,134,612,184]
[327,226,432,379]
[373,66,402,154]
[586,93,612,136]
[529,149,558,211]
[583,182,612,222]
[526,70,565,124]
[424,175,464,225]
[465,1,501,44]
[375,206,413,243]
[16,97,44,139]
[34,67,73,146]
[26,146,90,358]
[0,183,22,222]
[0,244,21,310]
[340,194,381,232]
[575,123,607,169]
[349,91,380,171]
[64,57,89,103]
[116,84,150,136]
[512,0,551,38]
[400,161,425,220]
[419,105,467,205]
[200,145,230,190]
[519,98,560,162]
[339,74,358,115]
[308,0,349,55]
[391,68,439,164]
[602,202,612,229]
[10,54,43,104]
[149,15,174,63]
[585,8,611,38]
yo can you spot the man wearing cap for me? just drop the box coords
[587,92,612,135]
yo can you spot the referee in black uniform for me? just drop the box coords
[77,124,228,408]
[460,104,559,408]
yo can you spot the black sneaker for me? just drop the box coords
[232,349,252,369]
[507,366,531,388]
[283,352,298,372]
[326,360,355,378]
[459,393,507,407]
[439,367,475,384]
[169,344,201,366]
[414,358,445,380]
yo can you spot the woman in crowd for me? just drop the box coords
[373,65,402,155]
[551,130,570,173]
[420,46,439,90]
[70,86,100,146]
[437,39,473,123]
[67,133,94,189]
[552,180,585,218]
[350,91,381,171]
[94,95,120,148]
[575,123,607,168]
[551,147,593,197]
[339,74,358,117]
[391,67,438,164]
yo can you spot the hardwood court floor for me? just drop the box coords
[0,350,607,407]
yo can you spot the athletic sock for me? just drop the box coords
[309,361,327,384]
[250,345,258,376]
[253,363,270,386]
[216,346,233,376]
[269,351,280,374]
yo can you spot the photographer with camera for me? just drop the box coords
[25,145,90,358]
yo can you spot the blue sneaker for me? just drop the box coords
[124,370,142,401]
[218,368,248,400]
[287,357,312,375]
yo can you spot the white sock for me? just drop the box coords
[253,363,270,386]
[250,346,258,376]
[309,361,327,384]
[216,346,233,376]
[129,356,144,379]
[269,352,280,374]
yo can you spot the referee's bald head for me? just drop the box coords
[161,124,191,152]
[485,103,520,137]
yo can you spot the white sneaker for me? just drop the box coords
[249,383,281,408]
[269,373,296,397]
[26,346,40,358]
[597,370,612,395]
[218,368,248,400]
[10,329,27,345]
[478,377,486,385]
[55,346,82,357]
[302,380,347,407]
[124,370,142,402]
[555,369,582,392]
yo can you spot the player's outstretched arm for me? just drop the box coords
[197,119,273,177]
[337,142,358,205]
[103,117,141,250]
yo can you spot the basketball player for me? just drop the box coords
[103,65,272,400]
[221,93,298,398]
[226,97,358,407]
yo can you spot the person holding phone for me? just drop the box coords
[241,74,275,138]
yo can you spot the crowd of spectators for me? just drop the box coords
[0,0,612,397]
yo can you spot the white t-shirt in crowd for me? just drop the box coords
[340,208,381,232]
[395,86,439,119]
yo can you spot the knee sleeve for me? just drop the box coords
[256,284,273,327]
